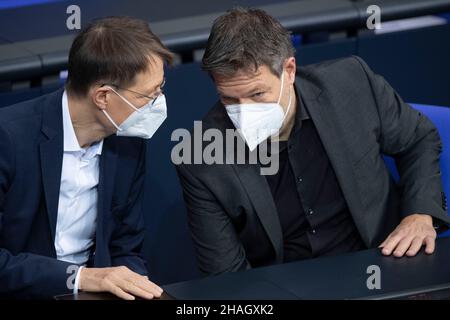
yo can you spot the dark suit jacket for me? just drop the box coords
[0,88,147,299]
[176,56,450,275]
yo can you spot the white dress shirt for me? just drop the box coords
[56,91,103,291]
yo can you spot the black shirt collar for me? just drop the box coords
[290,81,310,138]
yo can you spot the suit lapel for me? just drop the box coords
[231,163,284,262]
[298,76,370,245]
[210,105,284,262]
[39,89,65,242]
[95,137,118,263]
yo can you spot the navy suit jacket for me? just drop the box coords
[0,88,148,299]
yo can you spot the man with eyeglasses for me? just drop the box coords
[0,17,173,299]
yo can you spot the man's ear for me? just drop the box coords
[91,86,110,111]
[285,57,297,84]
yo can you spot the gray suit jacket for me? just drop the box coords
[176,56,450,275]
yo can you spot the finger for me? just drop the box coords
[379,235,392,248]
[381,234,403,256]
[117,272,161,299]
[104,279,135,300]
[424,236,436,254]
[129,275,163,298]
[122,269,163,296]
[119,279,155,300]
[393,236,414,257]
[406,237,424,257]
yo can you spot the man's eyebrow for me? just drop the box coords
[145,78,165,94]
[153,78,165,90]
[247,85,268,95]
[218,85,269,99]
[217,90,230,98]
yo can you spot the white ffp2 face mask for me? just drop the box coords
[225,71,292,151]
[102,86,167,139]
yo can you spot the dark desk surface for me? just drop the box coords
[55,237,450,300]
[163,236,450,300]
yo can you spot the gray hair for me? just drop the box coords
[202,8,295,78]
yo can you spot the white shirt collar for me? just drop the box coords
[62,90,103,156]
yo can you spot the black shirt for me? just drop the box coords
[265,91,366,263]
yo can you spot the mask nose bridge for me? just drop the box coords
[237,97,256,105]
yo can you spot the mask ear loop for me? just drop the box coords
[277,70,285,105]
[102,108,122,131]
[281,86,292,124]
[101,85,142,132]
[270,73,293,142]
[100,86,124,131]
[277,71,292,124]
[106,85,141,113]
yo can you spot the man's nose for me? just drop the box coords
[236,98,255,105]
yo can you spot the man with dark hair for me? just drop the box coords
[176,8,449,275]
[0,16,173,299]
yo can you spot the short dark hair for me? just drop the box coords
[202,8,295,78]
[66,16,174,96]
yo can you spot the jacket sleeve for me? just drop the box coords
[353,56,449,226]
[176,163,250,275]
[109,140,147,276]
[0,124,76,299]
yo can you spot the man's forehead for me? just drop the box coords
[133,58,164,91]
[216,64,275,84]
[215,69,272,93]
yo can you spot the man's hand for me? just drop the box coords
[379,214,436,257]
[79,266,163,300]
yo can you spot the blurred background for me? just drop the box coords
[0,0,449,285]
